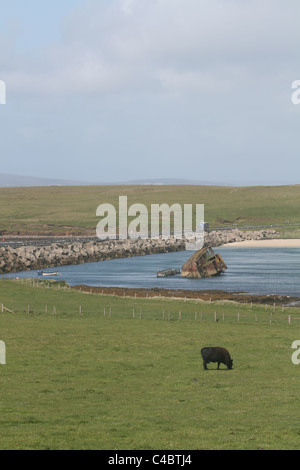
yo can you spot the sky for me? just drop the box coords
[0,0,300,185]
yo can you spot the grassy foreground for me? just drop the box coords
[0,280,300,450]
[1,184,300,235]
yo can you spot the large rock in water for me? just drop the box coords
[181,247,227,278]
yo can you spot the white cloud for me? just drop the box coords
[2,0,300,98]
[1,0,300,184]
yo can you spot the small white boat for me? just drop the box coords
[38,271,60,276]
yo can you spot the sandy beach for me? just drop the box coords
[222,238,300,248]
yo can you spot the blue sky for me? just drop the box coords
[0,0,300,185]
[0,1,83,50]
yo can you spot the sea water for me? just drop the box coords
[4,247,300,297]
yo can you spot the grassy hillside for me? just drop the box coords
[0,279,300,449]
[1,184,300,236]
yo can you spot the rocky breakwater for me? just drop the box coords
[204,228,278,247]
[0,237,185,274]
[0,229,277,274]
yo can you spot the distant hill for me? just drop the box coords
[0,173,225,188]
[1,173,293,188]
[0,173,89,187]
[118,178,224,185]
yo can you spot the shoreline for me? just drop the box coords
[72,285,300,306]
[221,238,300,248]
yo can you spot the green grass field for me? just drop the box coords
[1,184,300,235]
[0,279,300,450]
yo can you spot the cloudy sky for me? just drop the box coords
[0,0,300,185]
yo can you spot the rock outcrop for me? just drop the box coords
[204,229,278,247]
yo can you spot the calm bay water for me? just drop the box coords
[4,247,300,297]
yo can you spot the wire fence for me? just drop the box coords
[1,300,300,326]
[1,278,300,326]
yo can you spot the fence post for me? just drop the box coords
[270,312,273,324]
[237,312,240,322]
[214,311,217,322]
[288,315,291,325]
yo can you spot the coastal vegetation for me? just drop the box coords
[1,184,300,236]
[0,279,299,450]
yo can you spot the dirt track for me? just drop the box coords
[72,285,300,306]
